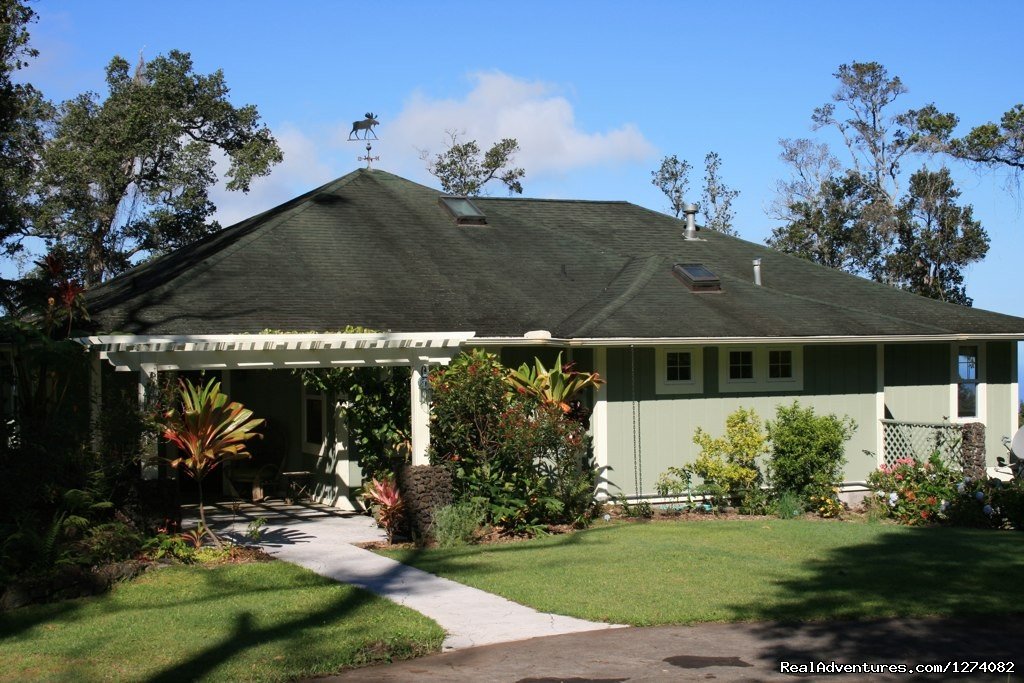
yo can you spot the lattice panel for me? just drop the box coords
[881,421,962,466]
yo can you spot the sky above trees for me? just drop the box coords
[17,0,1024,385]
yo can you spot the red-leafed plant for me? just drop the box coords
[160,378,264,547]
[363,477,406,543]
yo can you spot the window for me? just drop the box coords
[302,387,327,452]
[728,350,754,380]
[718,346,803,392]
[655,347,703,394]
[768,349,793,380]
[956,345,979,419]
[666,351,692,382]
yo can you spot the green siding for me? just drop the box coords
[986,341,1016,464]
[988,342,1013,383]
[883,344,949,423]
[605,344,880,498]
[884,344,949,386]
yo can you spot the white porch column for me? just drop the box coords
[410,364,431,466]
[139,365,159,481]
[876,343,885,465]
[593,347,610,500]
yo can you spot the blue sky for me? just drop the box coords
[20,0,1024,392]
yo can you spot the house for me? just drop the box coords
[82,168,1024,507]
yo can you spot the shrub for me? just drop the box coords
[766,402,856,506]
[691,407,767,505]
[774,490,804,519]
[429,351,599,535]
[866,454,959,525]
[808,491,844,518]
[947,476,1024,530]
[655,466,694,505]
[430,501,485,548]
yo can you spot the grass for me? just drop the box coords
[382,518,1024,626]
[0,560,444,682]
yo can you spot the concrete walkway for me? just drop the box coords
[197,502,621,650]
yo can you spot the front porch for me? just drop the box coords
[80,331,474,510]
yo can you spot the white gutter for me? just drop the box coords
[472,333,1024,347]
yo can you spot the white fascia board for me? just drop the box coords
[469,333,1024,348]
[591,334,1024,346]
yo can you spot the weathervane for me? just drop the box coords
[349,112,381,169]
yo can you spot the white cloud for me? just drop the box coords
[368,71,656,180]
[211,124,336,227]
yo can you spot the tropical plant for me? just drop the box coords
[430,350,600,535]
[363,477,406,543]
[505,352,604,414]
[159,378,264,547]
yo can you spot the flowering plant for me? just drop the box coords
[866,453,958,525]
[808,490,845,518]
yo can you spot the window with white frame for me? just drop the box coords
[728,349,755,381]
[954,344,985,421]
[302,386,326,452]
[656,347,703,394]
[768,349,794,380]
[718,346,803,392]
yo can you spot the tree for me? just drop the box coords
[769,138,841,221]
[34,50,283,285]
[0,0,47,268]
[811,61,945,209]
[767,172,886,277]
[651,154,692,219]
[422,131,524,196]
[948,104,1024,173]
[770,62,986,306]
[699,152,740,235]
[886,168,989,306]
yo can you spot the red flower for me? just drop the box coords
[58,280,86,308]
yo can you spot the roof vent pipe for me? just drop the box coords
[682,204,699,240]
[753,258,762,286]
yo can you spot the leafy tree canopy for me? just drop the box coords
[34,50,283,285]
[770,61,988,306]
[651,152,740,234]
[0,0,48,262]
[422,131,524,196]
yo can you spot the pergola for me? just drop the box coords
[79,331,476,466]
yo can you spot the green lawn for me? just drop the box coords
[0,560,444,682]
[383,519,1024,626]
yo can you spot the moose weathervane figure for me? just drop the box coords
[349,112,379,140]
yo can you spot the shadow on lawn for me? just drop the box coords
[729,525,1024,669]
[1,547,440,681]
[144,545,436,682]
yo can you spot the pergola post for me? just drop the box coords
[139,364,159,481]
[410,364,431,466]
[89,352,103,454]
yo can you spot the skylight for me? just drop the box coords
[672,263,721,292]
[439,196,486,225]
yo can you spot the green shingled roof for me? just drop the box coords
[86,168,1024,339]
